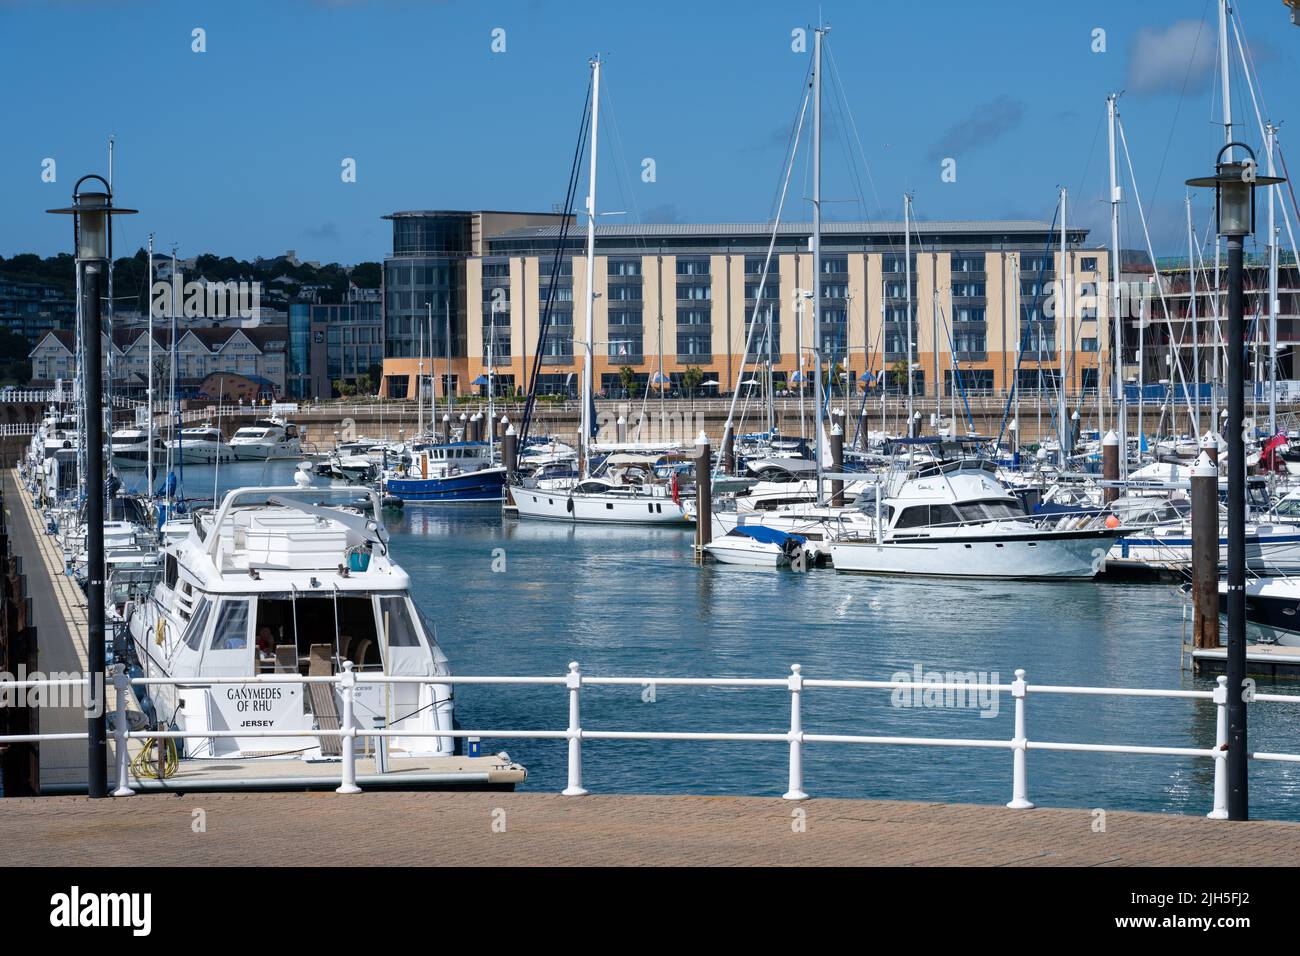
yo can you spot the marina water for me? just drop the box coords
[123,461,1300,820]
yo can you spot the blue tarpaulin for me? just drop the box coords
[733,525,806,547]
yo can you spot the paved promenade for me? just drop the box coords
[4,792,1299,865]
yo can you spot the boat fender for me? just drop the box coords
[566,497,574,513]
[155,618,166,646]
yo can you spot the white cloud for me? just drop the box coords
[1126,19,1215,96]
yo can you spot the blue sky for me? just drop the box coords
[1,0,1295,264]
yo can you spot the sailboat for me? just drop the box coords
[508,55,690,526]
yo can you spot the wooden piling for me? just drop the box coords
[720,423,734,476]
[830,423,844,505]
[695,431,712,553]
[1191,452,1221,651]
[1102,430,1119,505]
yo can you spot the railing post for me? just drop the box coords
[562,661,588,796]
[783,664,808,800]
[1208,675,1229,820]
[336,661,361,794]
[111,664,134,797]
[1006,668,1034,809]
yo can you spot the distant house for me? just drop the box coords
[197,372,278,403]
[28,324,287,397]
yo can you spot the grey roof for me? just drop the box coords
[488,220,1068,241]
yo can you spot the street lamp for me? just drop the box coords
[46,177,137,800]
[1187,141,1285,822]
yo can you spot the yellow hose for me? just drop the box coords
[130,737,179,779]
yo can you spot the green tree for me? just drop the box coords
[682,365,703,397]
[618,365,636,395]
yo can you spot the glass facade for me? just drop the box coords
[383,212,473,360]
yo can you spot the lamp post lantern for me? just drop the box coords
[47,177,137,799]
[1187,142,1285,821]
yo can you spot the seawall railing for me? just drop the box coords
[2,662,1297,815]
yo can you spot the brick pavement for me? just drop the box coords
[2,791,1297,866]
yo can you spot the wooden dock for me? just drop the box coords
[1186,643,1300,678]
[3,791,1299,866]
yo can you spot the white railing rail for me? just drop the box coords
[3,663,1298,817]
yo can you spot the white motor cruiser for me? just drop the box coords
[228,417,303,460]
[109,427,167,467]
[126,486,503,778]
[166,424,233,464]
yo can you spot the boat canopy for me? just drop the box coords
[732,525,806,547]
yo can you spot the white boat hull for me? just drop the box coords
[510,485,690,524]
[829,529,1119,579]
[230,440,303,461]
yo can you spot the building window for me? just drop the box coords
[1080,257,1098,272]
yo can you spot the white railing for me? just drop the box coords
[0,423,39,436]
[3,663,1298,814]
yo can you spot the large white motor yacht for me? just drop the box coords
[228,417,303,460]
[126,486,522,784]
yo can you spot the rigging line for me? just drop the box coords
[1150,0,1210,206]
[518,71,592,450]
[822,40,869,222]
[825,39,882,221]
[768,56,816,222]
[1230,14,1300,276]
[994,201,1060,448]
[715,80,813,477]
[1116,116,1199,429]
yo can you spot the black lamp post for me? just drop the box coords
[47,178,137,799]
[1187,143,1285,821]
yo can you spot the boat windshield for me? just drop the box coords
[1275,497,1300,517]
[954,500,1025,523]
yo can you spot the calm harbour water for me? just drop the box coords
[125,462,1300,820]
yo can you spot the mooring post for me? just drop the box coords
[1191,451,1220,651]
[616,415,626,443]
[720,422,734,476]
[562,661,588,796]
[441,413,451,444]
[830,422,844,506]
[695,430,712,552]
[1101,429,1119,505]
[498,414,509,442]
[336,661,361,794]
[1006,668,1034,809]
[502,424,518,477]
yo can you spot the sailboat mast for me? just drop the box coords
[1188,197,1200,436]
[1268,121,1278,436]
[146,234,155,498]
[1058,188,1070,468]
[580,54,601,475]
[812,26,824,461]
[904,193,914,430]
[1107,93,1126,476]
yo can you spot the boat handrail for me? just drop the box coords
[204,485,384,560]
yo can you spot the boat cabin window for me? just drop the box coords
[210,599,251,650]
[252,594,381,673]
[183,599,213,651]
[164,552,179,589]
[955,500,1024,523]
[377,595,424,648]
[895,505,961,528]
[1275,497,1300,517]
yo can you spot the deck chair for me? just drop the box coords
[273,644,298,674]
[306,643,343,757]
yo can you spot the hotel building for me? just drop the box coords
[381,214,1110,401]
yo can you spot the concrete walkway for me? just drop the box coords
[4,792,1298,866]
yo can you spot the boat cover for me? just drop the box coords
[732,525,807,546]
